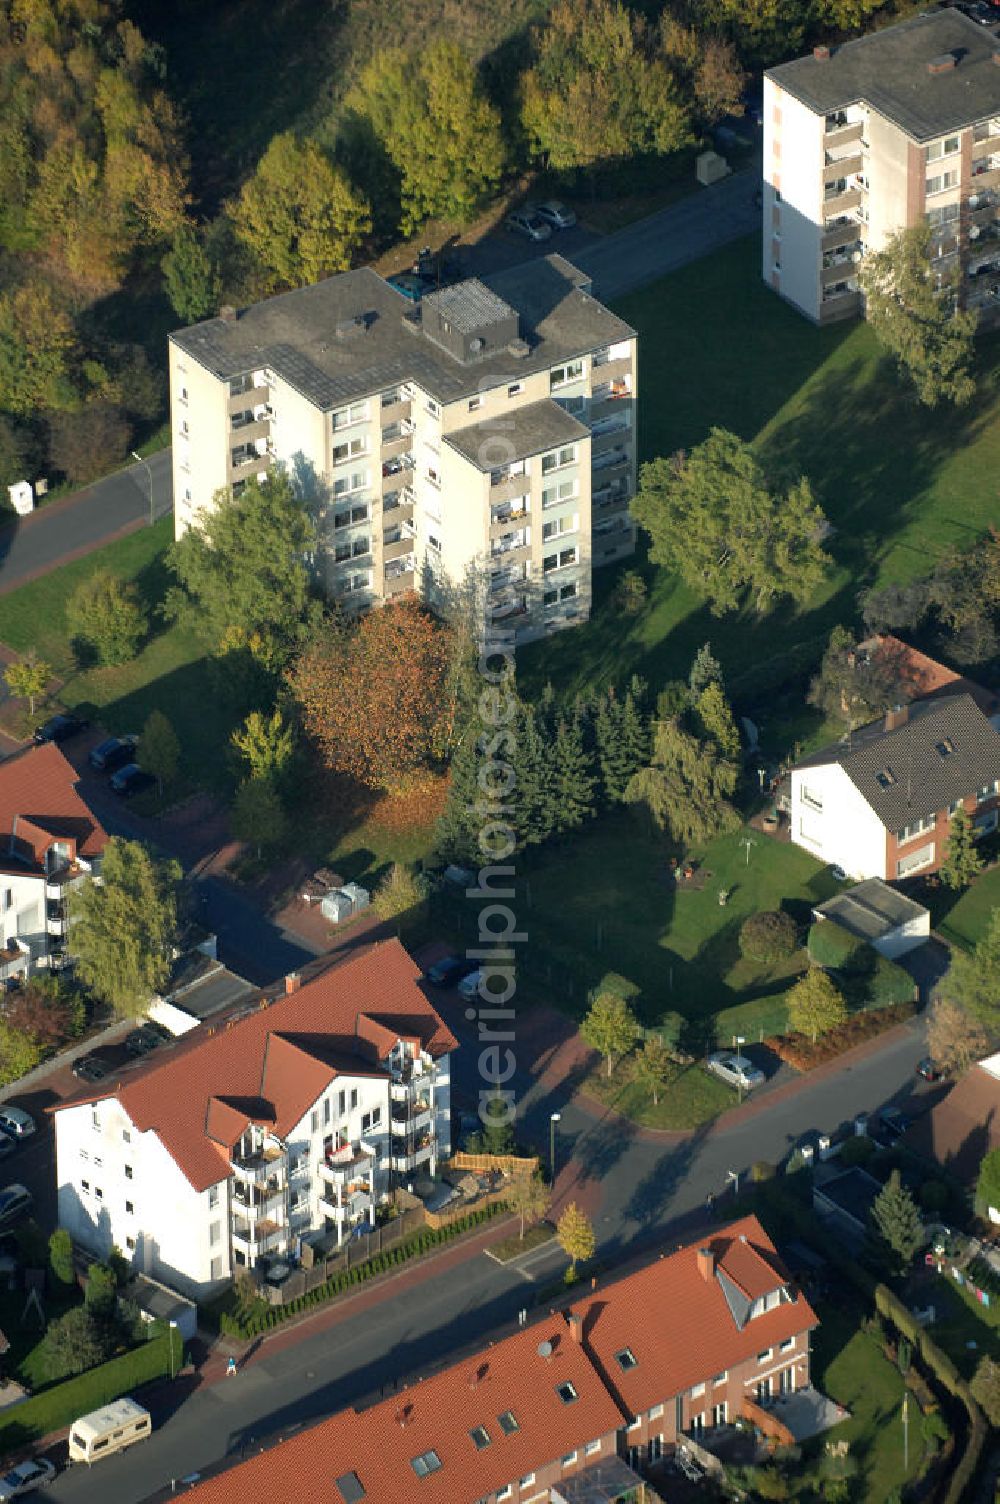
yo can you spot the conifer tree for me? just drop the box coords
[689,641,722,697]
[594,691,631,803]
[553,711,596,835]
[939,805,983,891]
[434,718,481,866]
[620,685,652,775]
[513,704,557,849]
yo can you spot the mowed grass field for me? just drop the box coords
[522,235,1000,721]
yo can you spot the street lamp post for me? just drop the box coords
[131,450,154,527]
[726,1168,740,1199]
[169,1319,179,1381]
[549,1112,561,1186]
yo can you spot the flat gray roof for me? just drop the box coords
[165,958,256,1021]
[768,10,1000,142]
[814,878,928,942]
[170,254,635,410]
[444,398,590,471]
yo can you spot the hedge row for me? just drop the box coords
[713,995,790,1046]
[0,1327,180,1456]
[220,1202,507,1339]
[873,1286,989,1504]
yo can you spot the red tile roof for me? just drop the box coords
[0,743,106,868]
[55,940,457,1191]
[870,636,997,715]
[570,1215,817,1419]
[905,1062,1000,1182]
[179,1317,624,1504]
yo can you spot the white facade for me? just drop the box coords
[790,762,887,879]
[55,1037,452,1300]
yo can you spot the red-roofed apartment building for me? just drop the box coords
[178,1216,818,1504]
[53,940,457,1298]
[0,742,107,983]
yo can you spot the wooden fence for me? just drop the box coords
[446,1152,540,1177]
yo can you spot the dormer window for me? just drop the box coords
[410,1450,441,1477]
[936,738,955,759]
[876,767,896,789]
[615,1347,638,1371]
[497,1410,519,1435]
[469,1426,490,1450]
[556,1382,578,1404]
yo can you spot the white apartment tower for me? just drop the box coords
[169,256,637,643]
[763,10,1000,325]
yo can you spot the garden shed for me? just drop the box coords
[812,878,929,960]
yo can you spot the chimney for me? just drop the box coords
[696,1247,715,1283]
[884,703,909,733]
[285,971,301,995]
[219,304,237,322]
[567,1313,583,1344]
[813,44,830,61]
[927,53,956,76]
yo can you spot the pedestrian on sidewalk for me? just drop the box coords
[227,1356,238,1377]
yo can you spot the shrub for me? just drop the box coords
[714,995,790,1047]
[614,570,647,615]
[48,1228,75,1289]
[838,1135,876,1168]
[751,1160,775,1182]
[66,569,147,666]
[864,953,915,1008]
[48,404,133,488]
[739,911,799,964]
[807,918,871,972]
[372,863,428,922]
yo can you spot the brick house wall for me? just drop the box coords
[884,791,1000,881]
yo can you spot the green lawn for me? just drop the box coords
[810,1313,924,1503]
[579,1055,736,1130]
[933,861,1000,952]
[519,812,837,1031]
[522,235,1000,757]
[0,521,237,793]
[922,1276,1000,1378]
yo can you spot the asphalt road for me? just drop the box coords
[41,1005,931,1504]
[0,450,173,596]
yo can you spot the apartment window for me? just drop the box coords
[550,359,584,389]
[758,1349,773,1364]
[468,396,482,412]
[351,1088,358,1110]
[94,1155,103,1169]
[927,202,960,228]
[333,503,369,529]
[323,1098,331,1126]
[210,1256,223,1280]
[311,1110,319,1132]
[94,1187,103,1202]
[690,1382,706,1398]
[897,842,934,878]
[362,1112,372,1133]
[562,1451,578,1468]
[209,1221,221,1246]
[800,784,823,812]
[585,1440,602,1457]
[507,383,523,398]
[332,400,369,430]
[425,398,441,418]
[79,1149,89,1163]
[122,1130,131,1144]
[91,1107,100,1131]
[469,1426,491,1450]
[713,1372,728,1386]
[125,1200,134,1215]
[543,582,578,608]
[410,1450,442,1478]
[897,815,935,845]
[615,1348,638,1371]
[979,780,1000,802]
[124,1165,133,1180]
[372,1105,382,1127]
[649,1403,664,1419]
[926,135,960,161]
[209,1185,219,1208]
[426,464,441,488]
[333,469,369,497]
[542,514,578,542]
[0,889,10,913]
[497,1411,519,1435]
[81,1180,90,1194]
[334,537,371,563]
[496,1489,511,1503]
[427,534,442,554]
[333,436,368,464]
[520,1476,535,1490]
[926,170,958,197]
[342,572,370,595]
[780,1338,795,1353]
[542,478,578,509]
[541,444,577,474]
[556,1382,578,1404]
[543,546,578,573]
[127,1237,137,1252]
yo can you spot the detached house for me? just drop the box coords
[790,693,1000,881]
[176,1216,819,1504]
[0,742,107,983]
[53,940,456,1299]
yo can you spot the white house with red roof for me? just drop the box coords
[0,742,107,982]
[53,940,457,1298]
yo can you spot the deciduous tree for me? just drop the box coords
[48,1228,75,1289]
[231,779,286,860]
[786,968,847,1044]
[48,404,133,488]
[808,625,909,735]
[0,281,76,416]
[976,1147,1000,1218]
[947,907,1000,1029]
[634,429,830,616]
[0,1021,43,1087]
[69,838,181,1019]
[371,863,427,922]
[870,1169,922,1272]
[556,1201,595,1276]
[971,1355,1000,1427]
[508,1171,550,1240]
[580,991,638,1076]
[230,708,295,783]
[3,650,52,716]
[38,1306,109,1382]
[161,221,220,323]
[141,710,180,796]
[66,569,146,666]
[859,224,976,408]
[290,598,456,790]
[926,996,989,1080]
[939,805,983,891]
[625,717,740,846]
[5,974,84,1050]
[632,1034,672,1105]
[230,132,371,290]
[739,911,798,964]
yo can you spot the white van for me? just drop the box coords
[68,1398,152,1465]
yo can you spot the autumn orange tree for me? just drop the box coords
[289,597,457,789]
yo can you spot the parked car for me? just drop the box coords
[962,0,999,22]
[88,734,137,772]
[423,954,478,988]
[0,1185,32,1230]
[506,209,552,242]
[0,1137,15,1163]
[879,1106,910,1140]
[457,969,484,1004]
[916,1057,942,1082]
[0,1459,56,1501]
[124,1025,161,1058]
[33,713,89,746]
[0,1107,35,1140]
[109,763,155,797]
[533,200,577,230]
[706,1052,766,1091]
[72,1054,110,1083]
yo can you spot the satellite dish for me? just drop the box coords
[537,1340,553,1359]
[470,337,484,352]
[970,226,981,240]
[852,250,862,262]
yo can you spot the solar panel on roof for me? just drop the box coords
[335,1471,365,1502]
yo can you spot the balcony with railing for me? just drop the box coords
[824,117,864,149]
[823,152,863,182]
[491,595,529,623]
[822,212,864,251]
[231,1217,284,1258]
[591,410,631,439]
[591,445,630,474]
[490,562,529,593]
[318,1142,375,1187]
[491,528,529,558]
[230,442,270,473]
[972,152,1000,186]
[382,485,415,514]
[232,1177,284,1214]
[391,1100,432,1135]
[974,117,1000,144]
[823,183,863,215]
[382,453,415,480]
[380,393,412,425]
[228,379,269,413]
[389,1132,435,1173]
[46,902,68,937]
[490,500,530,530]
[232,1143,286,1184]
[380,419,415,462]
